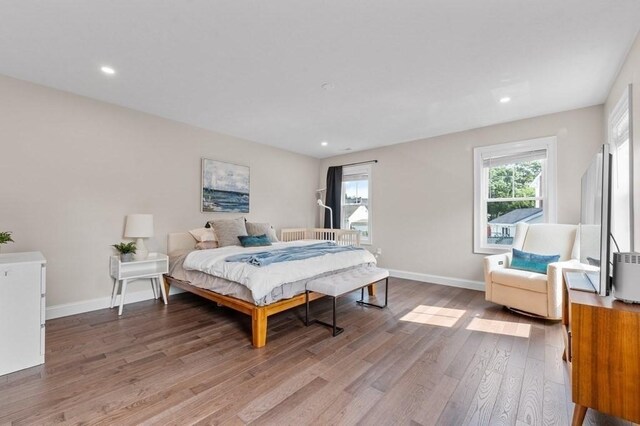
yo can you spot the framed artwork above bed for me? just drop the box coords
[201,158,250,213]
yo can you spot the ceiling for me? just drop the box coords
[1,1,639,158]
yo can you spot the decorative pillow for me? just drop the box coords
[195,241,219,250]
[245,222,279,242]
[189,227,217,242]
[210,217,248,247]
[510,248,560,275]
[238,234,272,248]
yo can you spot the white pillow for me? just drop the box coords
[195,241,219,250]
[189,227,217,242]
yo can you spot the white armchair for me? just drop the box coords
[484,223,579,319]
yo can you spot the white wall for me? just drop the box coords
[0,58,618,310]
[604,31,640,249]
[0,75,319,310]
[320,106,604,284]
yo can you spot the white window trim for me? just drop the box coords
[342,164,373,245]
[473,136,558,254]
[608,84,634,251]
[609,85,631,147]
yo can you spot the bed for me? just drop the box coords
[162,228,377,348]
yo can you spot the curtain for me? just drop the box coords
[324,166,342,229]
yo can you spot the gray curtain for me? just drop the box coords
[324,166,342,229]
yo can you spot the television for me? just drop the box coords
[580,144,613,296]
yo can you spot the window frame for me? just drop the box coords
[608,84,634,252]
[473,136,557,254]
[341,164,373,245]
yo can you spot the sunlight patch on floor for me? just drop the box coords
[466,317,531,338]
[399,305,466,327]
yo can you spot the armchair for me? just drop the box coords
[484,223,579,319]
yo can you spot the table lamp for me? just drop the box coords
[124,214,154,260]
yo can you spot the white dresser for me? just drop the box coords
[0,252,46,376]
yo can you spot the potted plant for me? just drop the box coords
[0,231,14,253]
[112,242,136,262]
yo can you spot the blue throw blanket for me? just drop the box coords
[225,242,364,267]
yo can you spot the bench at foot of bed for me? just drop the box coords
[305,266,389,336]
[164,274,375,348]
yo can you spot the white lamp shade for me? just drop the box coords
[124,214,154,238]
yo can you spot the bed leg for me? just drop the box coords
[162,275,171,303]
[367,283,376,296]
[252,308,267,348]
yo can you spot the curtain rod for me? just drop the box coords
[338,159,378,168]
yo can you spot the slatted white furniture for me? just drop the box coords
[0,252,46,375]
[281,228,360,246]
[305,266,389,336]
[109,253,168,315]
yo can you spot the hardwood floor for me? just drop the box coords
[0,278,635,425]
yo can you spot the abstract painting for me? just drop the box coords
[201,159,250,213]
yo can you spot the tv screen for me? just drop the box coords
[580,144,612,296]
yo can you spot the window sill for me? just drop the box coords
[474,246,511,255]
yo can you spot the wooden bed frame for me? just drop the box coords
[163,228,374,348]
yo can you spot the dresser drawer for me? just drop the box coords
[0,261,45,375]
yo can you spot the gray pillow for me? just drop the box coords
[246,222,279,242]
[209,217,248,247]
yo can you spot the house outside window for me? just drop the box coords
[341,164,372,244]
[474,137,557,254]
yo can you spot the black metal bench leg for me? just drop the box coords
[332,297,338,336]
[305,290,310,326]
[304,294,344,336]
[356,277,389,309]
[384,277,388,307]
[326,296,344,336]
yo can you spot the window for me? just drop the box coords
[341,164,372,244]
[609,85,633,252]
[474,137,557,254]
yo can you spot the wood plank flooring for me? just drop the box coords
[0,278,635,425]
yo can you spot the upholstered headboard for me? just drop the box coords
[167,232,197,254]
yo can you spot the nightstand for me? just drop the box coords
[109,253,168,315]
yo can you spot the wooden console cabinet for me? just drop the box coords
[562,271,640,425]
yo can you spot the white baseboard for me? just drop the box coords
[46,271,483,320]
[387,269,485,292]
[46,287,184,320]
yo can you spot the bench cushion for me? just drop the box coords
[307,266,389,297]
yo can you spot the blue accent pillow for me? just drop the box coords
[238,234,272,248]
[510,248,560,275]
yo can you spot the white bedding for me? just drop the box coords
[183,240,377,302]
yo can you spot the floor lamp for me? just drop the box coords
[317,199,333,229]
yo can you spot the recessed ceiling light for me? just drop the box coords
[321,141,328,146]
[499,96,511,103]
[100,66,116,75]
